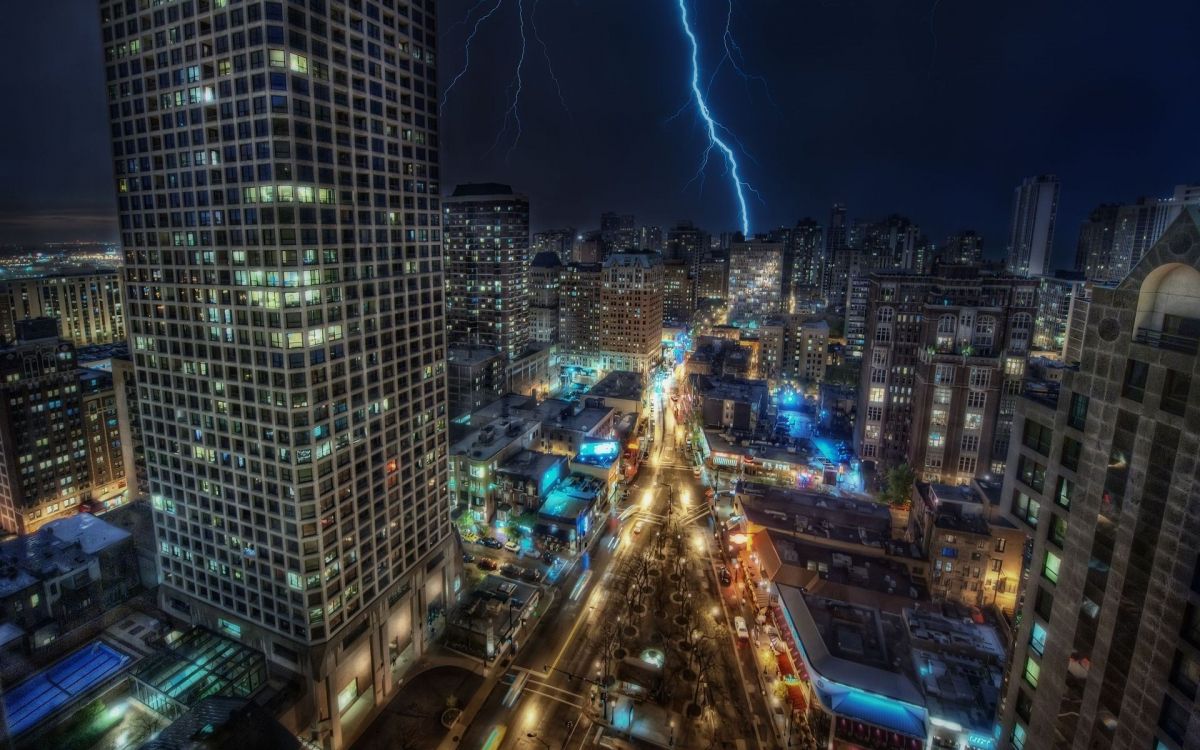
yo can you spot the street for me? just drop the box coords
[453,376,778,750]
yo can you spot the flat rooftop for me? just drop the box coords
[451,417,537,462]
[762,529,925,602]
[497,450,565,483]
[587,370,644,403]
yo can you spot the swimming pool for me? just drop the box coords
[3,641,131,736]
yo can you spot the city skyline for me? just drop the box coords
[3,0,1200,268]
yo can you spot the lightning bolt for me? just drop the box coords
[486,0,528,160]
[674,0,755,236]
[531,0,569,112]
[441,0,505,110]
[722,0,775,105]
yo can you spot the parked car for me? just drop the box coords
[501,563,522,578]
[521,568,544,583]
[542,551,558,565]
[477,558,499,571]
[522,547,543,560]
[504,540,520,553]
[480,537,503,549]
[734,616,750,641]
[462,552,476,564]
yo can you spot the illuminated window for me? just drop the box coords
[337,678,359,714]
[1030,623,1046,656]
[1042,551,1061,585]
[1023,656,1040,688]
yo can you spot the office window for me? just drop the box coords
[1022,420,1053,456]
[1067,392,1089,430]
[1013,490,1040,528]
[1030,622,1047,656]
[1012,724,1027,750]
[1061,436,1081,472]
[1184,603,1200,649]
[1017,455,1046,493]
[1042,550,1061,585]
[1035,586,1054,621]
[1122,359,1149,402]
[1162,369,1191,416]
[1170,650,1199,700]
[1054,476,1073,509]
[1023,656,1040,688]
[1049,515,1068,548]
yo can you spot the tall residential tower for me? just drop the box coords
[443,183,530,361]
[99,2,454,746]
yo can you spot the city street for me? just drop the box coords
[452,377,777,749]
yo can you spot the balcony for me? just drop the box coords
[1134,327,1198,355]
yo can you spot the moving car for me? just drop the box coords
[633,520,645,534]
[718,567,732,586]
[734,616,750,641]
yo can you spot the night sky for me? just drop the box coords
[4,0,1200,269]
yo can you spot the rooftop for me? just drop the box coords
[587,370,645,404]
[531,251,563,269]
[449,182,516,197]
[743,488,892,546]
[0,514,131,595]
[692,374,768,405]
[496,450,565,485]
[451,417,537,462]
[447,345,506,367]
[761,529,925,602]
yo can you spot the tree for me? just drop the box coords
[878,463,915,508]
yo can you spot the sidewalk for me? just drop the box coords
[434,661,505,750]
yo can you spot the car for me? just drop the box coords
[480,537,503,549]
[718,567,732,586]
[521,568,544,583]
[734,616,750,641]
[501,563,522,578]
[633,520,645,534]
[477,558,498,571]
[462,552,476,564]
[522,547,543,560]
[542,551,558,565]
[501,671,519,685]
[504,540,520,553]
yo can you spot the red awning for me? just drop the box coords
[787,683,807,712]
[777,651,794,677]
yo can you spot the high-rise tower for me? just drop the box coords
[98,2,454,745]
[443,183,530,360]
[1006,175,1060,277]
[1000,211,1200,750]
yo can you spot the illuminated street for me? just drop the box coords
[452,372,777,749]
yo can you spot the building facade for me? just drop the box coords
[99,3,455,746]
[1006,175,1060,277]
[0,272,125,347]
[0,319,88,534]
[1000,211,1200,750]
[662,258,694,324]
[557,262,603,378]
[598,253,663,379]
[727,241,783,324]
[529,251,562,344]
[856,268,1039,484]
[443,183,530,361]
